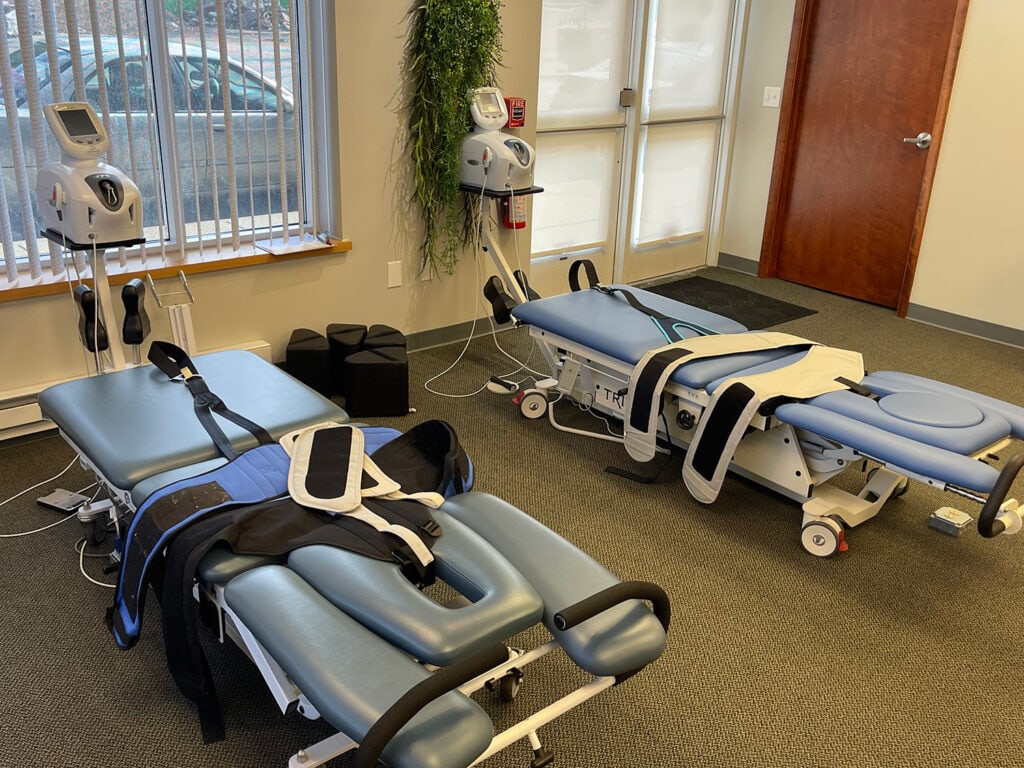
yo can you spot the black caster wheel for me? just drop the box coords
[88,518,107,546]
[487,668,523,702]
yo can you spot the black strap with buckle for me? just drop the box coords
[148,341,275,461]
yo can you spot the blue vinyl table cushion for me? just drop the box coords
[38,350,346,491]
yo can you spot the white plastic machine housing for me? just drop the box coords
[36,102,143,246]
[459,87,535,194]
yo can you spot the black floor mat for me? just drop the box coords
[645,276,816,329]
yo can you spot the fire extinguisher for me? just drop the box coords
[502,195,527,229]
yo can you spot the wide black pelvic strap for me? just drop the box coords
[148,341,275,461]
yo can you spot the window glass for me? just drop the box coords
[644,0,734,121]
[633,121,718,246]
[532,130,621,255]
[537,0,634,130]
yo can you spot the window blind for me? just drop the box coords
[0,0,316,290]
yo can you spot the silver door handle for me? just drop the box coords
[903,131,931,149]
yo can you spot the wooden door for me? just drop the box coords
[759,0,969,312]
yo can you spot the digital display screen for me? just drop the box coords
[58,108,99,137]
[477,91,502,116]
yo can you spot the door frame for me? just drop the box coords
[757,0,970,317]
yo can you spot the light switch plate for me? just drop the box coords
[762,86,781,108]
[387,260,402,288]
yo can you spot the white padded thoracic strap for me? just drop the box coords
[682,345,864,503]
[287,424,365,513]
[278,421,346,457]
[283,423,437,568]
[383,490,446,508]
[359,455,402,498]
[624,332,817,463]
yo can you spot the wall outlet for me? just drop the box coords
[387,260,402,288]
[762,86,781,108]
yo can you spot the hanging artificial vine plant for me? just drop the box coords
[405,0,503,276]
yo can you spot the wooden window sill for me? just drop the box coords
[0,238,353,303]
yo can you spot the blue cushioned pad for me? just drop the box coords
[774,401,1002,492]
[224,565,493,768]
[197,546,278,586]
[792,388,1009,455]
[512,287,802,389]
[865,371,1024,437]
[773,369,1024,492]
[288,508,544,666]
[774,372,1024,493]
[441,492,667,678]
[38,350,346,492]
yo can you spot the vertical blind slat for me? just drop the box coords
[269,4,287,240]
[215,0,239,250]
[234,11,257,245]
[172,0,203,260]
[195,0,223,251]
[61,0,85,100]
[287,0,304,241]
[253,2,274,239]
[303,0,318,237]
[13,0,47,277]
[0,21,22,281]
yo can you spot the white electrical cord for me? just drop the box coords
[422,185,490,399]
[0,456,78,510]
[423,177,552,398]
[0,513,79,538]
[0,476,99,539]
[75,537,116,588]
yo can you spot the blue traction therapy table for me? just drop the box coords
[38,347,669,768]
[505,274,1024,557]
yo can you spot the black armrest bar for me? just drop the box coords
[351,643,508,768]
[553,580,671,633]
[978,450,1024,538]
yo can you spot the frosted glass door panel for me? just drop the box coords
[532,131,622,255]
[529,130,621,295]
[537,0,634,130]
[644,0,734,121]
[633,122,718,246]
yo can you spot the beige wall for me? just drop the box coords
[718,0,795,264]
[0,1,542,396]
[910,0,1024,329]
[718,0,1023,335]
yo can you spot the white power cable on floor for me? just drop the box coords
[0,456,78,510]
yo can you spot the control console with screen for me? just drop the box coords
[469,86,509,132]
[43,102,109,161]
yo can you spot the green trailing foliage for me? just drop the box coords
[405,0,503,276]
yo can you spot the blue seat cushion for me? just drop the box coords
[775,370,1024,492]
[288,508,544,666]
[441,492,667,678]
[224,565,493,768]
